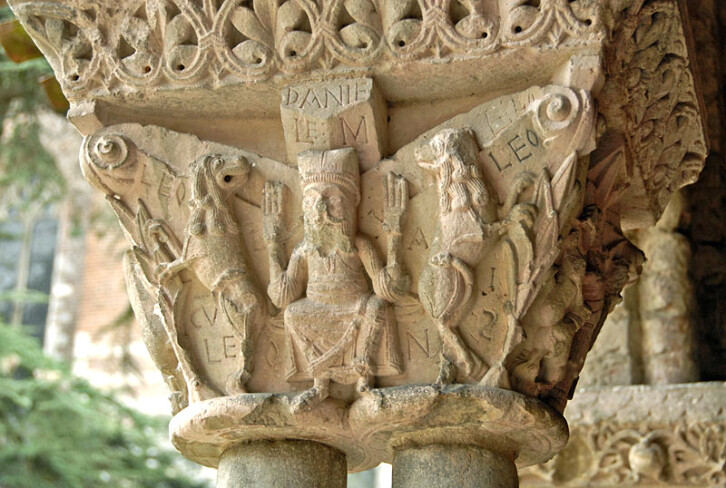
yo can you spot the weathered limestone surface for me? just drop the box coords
[520,383,726,487]
[170,384,567,472]
[518,2,726,483]
[393,445,518,488]
[217,441,346,488]
[72,81,604,413]
[577,194,699,389]
[8,0,710,485]
[631,195,699,386]
[280,78,387,171]
[9,0,607,117]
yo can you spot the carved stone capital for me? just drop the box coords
[8,0,710,482]
[520,383,726,486]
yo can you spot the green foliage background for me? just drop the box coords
[0,6,65,214]
[0,8,210,488]
[0,321,210,488]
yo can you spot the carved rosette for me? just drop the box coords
[10,0,709,478]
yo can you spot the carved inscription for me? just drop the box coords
[78,81,620,416]
[293,114,369,146]
[489,127,543,172]
[204,339,221,363]
[406,329,437,360]
[340,116,368,145]
[202,336,238,363]
[280,78,387,171]
[483,96,519,139]
[469,310,497,343]
[157,154,266,396]
[282,81,373,110]
[190,304,216,329]
[292,117,318,144]
[407,227,429,250]
[416,127,547,384]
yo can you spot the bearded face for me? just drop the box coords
[302,183,357,252]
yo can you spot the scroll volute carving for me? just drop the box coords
[359,84,596,398]
[73,71,708,475]
[80,125,302,409]
[600,0,707,228]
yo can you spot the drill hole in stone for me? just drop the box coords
[397,40,406,47]
[176,64,185,71]
[514,26,523,34]
[224,175,233,183]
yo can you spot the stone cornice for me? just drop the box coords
[8,0,604,109]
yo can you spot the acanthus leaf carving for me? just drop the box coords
[81,125,302,405]
[600,0,708,226]
[536,0,710,411]
[520,385,726,487]
[398,85,596,394]
[10,0,708,476]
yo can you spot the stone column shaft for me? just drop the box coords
[217,441,346,488]
[393,445,518,488]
